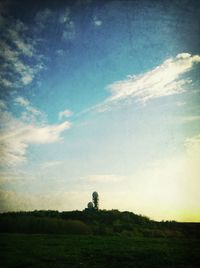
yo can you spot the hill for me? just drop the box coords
[1,209,200,238]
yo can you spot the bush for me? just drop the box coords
[0,215,91,235]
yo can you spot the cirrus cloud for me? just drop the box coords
[0,101,71,166]
[0,17,44,88]
[59,109,73,120]
[108,53,200,104]
[89,53,200,113]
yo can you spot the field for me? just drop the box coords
[1,233,200,268]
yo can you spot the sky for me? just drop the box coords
[0,0,200,222]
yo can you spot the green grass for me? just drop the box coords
[0,233,200,268]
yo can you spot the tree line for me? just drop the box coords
[0,209,199,237]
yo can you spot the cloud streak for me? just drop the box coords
[108,53,200,103]
[35,7,75,41]
[15,96,41,116]
[88,53,200,113]
[85,174,124,183]
[59,109,73,120]
[0,16,43,88]
[178,115,200,123]
[185,133,200,157]
[93,16,102,26]
[0,101,71,166]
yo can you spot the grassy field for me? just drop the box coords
[1,233,200,268]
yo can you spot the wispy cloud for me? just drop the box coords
[0,101,71,166]
[60,8,75,41]
[0,6,77,89]
[14,96,46,123]
[0,100,7,110]
[185,133,200,157]
[59,8,70,24]
[108,53,200,103]
[35,8,52,32]
[176,101,186,107]
[15,97,30,107]
[86,174,124,183]
[15,96,42,117]
[62,21,75,40]
[59,109,73,120]
[0,115,71,166]
[90,53,200,113]
[93,16,102,26]
[8,28,35,57]
[0,169,35,185]
[178,115,200,123]
[40,161,63,170]
[0,17,44,88]
[35,7,75,41]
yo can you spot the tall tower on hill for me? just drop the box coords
[92,191,99,210]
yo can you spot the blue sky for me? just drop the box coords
[0,0,200,221]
